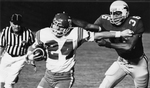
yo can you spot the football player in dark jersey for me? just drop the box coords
[94,0,149,88]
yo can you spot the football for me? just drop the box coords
[31,48,47,61]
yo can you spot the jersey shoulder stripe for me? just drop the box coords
[77,27,83,42]
[35,30,43,45]
[0,27,10,47]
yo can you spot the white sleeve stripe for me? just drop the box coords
[77,27,83,42]
[0,28,7,46]
[36,30,43,45]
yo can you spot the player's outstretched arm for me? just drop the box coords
[97,33,140,50]
[94,29,133,39]
[72,18,102,32]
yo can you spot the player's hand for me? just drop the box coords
[95,39,111,48]
[25,54,37,72]
[26,54,34,64]
[120,29,134,37]
[25,51,35,64]
[96,39,107,46]
[27,53,35,60]
[26,47,46,63]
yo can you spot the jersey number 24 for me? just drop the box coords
[45,40,74,60]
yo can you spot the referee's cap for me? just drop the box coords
[11,14,23,25]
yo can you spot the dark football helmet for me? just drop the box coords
[51,12,72,37]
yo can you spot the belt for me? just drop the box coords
[45,70,71,81]
[118,54,145,65]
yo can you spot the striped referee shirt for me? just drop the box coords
[0,26,35,56]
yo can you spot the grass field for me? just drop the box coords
[10,33,150,88]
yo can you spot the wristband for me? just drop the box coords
[115,31,121,37]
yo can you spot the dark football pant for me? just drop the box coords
[37,69,74,88]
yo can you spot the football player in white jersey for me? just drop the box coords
[26,12,133,88]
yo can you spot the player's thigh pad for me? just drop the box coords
[99,62,127,88]
[55,78,74,88]
[105,61,122,76]
[37,77,51,88]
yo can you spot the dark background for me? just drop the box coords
[0,0,150,32]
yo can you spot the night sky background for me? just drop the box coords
[0,0,150,32]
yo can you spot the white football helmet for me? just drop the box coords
[51,12,72,37]
[110,0,129,26]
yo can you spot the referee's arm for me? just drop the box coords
[0,29,6,60]
[28,29,35,46]
[0,47,4,63]
[0,46,5,57]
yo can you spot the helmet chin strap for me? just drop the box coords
[51,24,72,38]
[55,29,68,38]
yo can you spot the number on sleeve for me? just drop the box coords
[101,15,110,20]
[129,19,136,26]
[129,16,141,27]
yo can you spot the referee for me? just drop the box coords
[0,14,35,88]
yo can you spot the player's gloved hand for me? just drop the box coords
[120,29,134,37]
[26,52,35,61]
[25,53,35,65]
[26,47,46,61]
[95,39,111,48]
[25,52,37,72]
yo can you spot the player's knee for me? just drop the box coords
[0,76,5,83]
[4,84,14,88]
[37,86,44,88]
[99,77,112,88]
